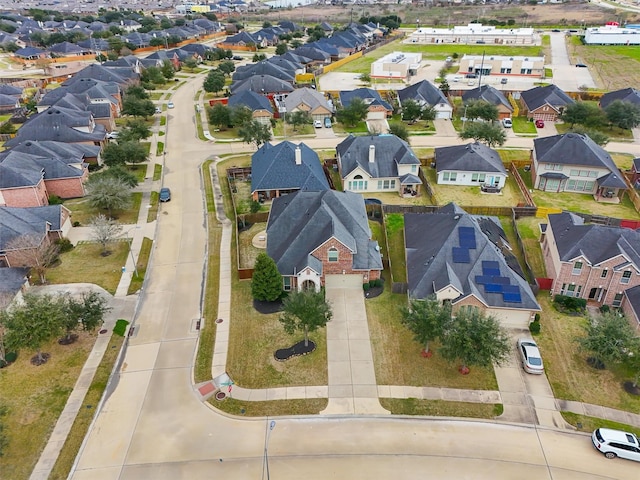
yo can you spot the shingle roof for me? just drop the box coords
[251,141,329,194]
[231,74,294,95]
[266,190,382,276]
[521,84,574,112]
[0,267,29,302]
[398,80,450,108]
[600,87,640,109]
[404,205,540,311]
[3,140,100,162]
[533,133,624,184]
[462,85,513,111]
[339,88,392,111]
[0,93,18,107]
[233,61,295,82]
[0,205,63,250]
[1,151,85,181]
[0,163,42,188]
[228,90,273,113]
[336,134,419,180]
[549,211,640,268]
[0,84,22,96]
[283,87,333,114]
[435,142,507,175]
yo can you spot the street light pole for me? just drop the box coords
[124,226,140,278]
[262,420,276,480]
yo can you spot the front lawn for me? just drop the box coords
[332,121,369,134]
[380,398,501,418]
[273,120,315,137]
[555,122,633,141]
[46,242,129,294]
[64,192,142,226]
[512,117,537,134]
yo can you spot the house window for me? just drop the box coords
[349,177,368,190]
[442,172,457,182]
[621,270,632,284]
[601,269,608,278]
[572,261,583,275]
[544,164,562,171]
[561,283,582,298]
[283,277,291,291]
[613,293,623,307]
[390,180,396,189]
[411,165,417,173]
[328,247,339,262]
[520,68,532,74]
[471,173,486,183]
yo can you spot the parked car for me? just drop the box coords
[502,118,513,128]
[516,338,544,374]
[314,120,322,128]
[155,107,162,114]
[465,73,477,79]
[575,63,587,68]
[592,428,640,462]
[232,55,243,61]
[106,131,119,139]
[159,187,171,202]
[167,102,174,109]
[324,117,332,128]
[467,79,476,86]
[445,56,453,63]
[535,119,545,128]
[500,78,508,85]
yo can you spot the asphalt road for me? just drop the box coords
[69,76,640,479]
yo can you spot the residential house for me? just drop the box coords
[339,88,393,120]
[541,211,640,308]
[228,91,273,126]
[266,190,383,292]
[282,87,334,122]
[600,87,640,110]
[230,75,294,95]
[4,140,101,166]
[631,157,640,187]
[462,85,513,120]
[0,93,20,113]
[0,84,24,99]
[0,150,88,200]
[233,61,296,84]
[405,203,540,328]
[0,267,30,309]
[398,80,452,119]
[47,41,90,57]
[14,46,47,60]
[520,85,574,122]
[250,141,329,201]
[435,142,508,189]
[68,64,139,87]
[225,31,266,49]
[4,106,107,149]
[0,205,71,268]
[336,134,422,196]
[531,133,627,201]
[0,162,49,207]
[291,46,331,66]
[622,285,640,331]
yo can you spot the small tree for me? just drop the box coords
[239,120,272,148]
[420,104,436,123]
[203,70,225,94]
[578,312,635,369]
[89,214,123,255]
[560,102,606,129]
[121,118,152,141]
[122,96,156,118]
[251,253,283,302]
[401,296,451,356]
[5,234,59,284]
[218,60,236,77]
[102,141,148,166]
[286,111,311,131]
[207,103,231,130]
[401,99,423,124]
[279,290,332,347]
[624,336,640,390]
[85,176,132,218]
[464,100,499,122]
[439,308,511,373]
[230,105,253,127]
[605,100,640,130]
[275,42,288,55]
[61,291,110,343]
[388,122,409,142]
[92,166,138,188]
[3,294,66,365]
[459,122,506,147]
[335,97,368,127]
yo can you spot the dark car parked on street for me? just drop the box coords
[160,187,171,202]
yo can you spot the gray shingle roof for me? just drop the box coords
[266,190,383,276]
[521,84,574,112]
[0,205,63,251]
[283,87,333,114]
[251,141,329,194]
[1,151,85,181]
[233,61,295,83]
[462,85,512,111]
[549,211,640,268]
[0,267,29,302]
[231,75,294,95]
[398,80,449,108]
[405,205,540,311]
[3,140,100,162]
[600,88,640,109]
[336,134,419,180]
[533,133,624,185]
[228,90,273,113]
[435,142,507,175]
[339,88,392,111]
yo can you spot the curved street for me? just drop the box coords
[65,74,640,479]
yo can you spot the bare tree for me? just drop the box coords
[89,214,123,255]
[5,234,59,284]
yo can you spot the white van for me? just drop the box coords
[592,428,640,462]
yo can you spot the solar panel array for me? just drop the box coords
[475,261,522,303]
[452,226,476,264]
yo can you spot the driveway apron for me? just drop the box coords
[321,274,389,415]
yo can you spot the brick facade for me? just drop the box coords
[44,169,88,199]
[310,237,381,285]
[0,181,48,207]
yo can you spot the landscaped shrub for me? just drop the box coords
[48,194,63,205]
[72,221,81,227]
[4,352,17,363]
[113,319,130,337]
[363,282,371,291]
[534,313,540,322]
[599,305,610,314]
[529,320,541,335]
[55,238,74,253]
[553,294,587,314]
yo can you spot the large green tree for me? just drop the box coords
[401,99,423,124]
[3,294,67,365]
[230,105,253,127]
[85,176,132,217]
[335,97,368,127]
[578,312,636,368]
[122,96,156,118]
[102,141,148,166]
[459,122,506,147]
[560,102,606,129]
[286,111,311,131]
[251,253,283,302]
[239,120,272,148]
[203,70,225,94]
[401,296,451,355]
[464,100,499,122]
[439,308,511,373]
[207,103,231,130]
[279,290,332,347]
[388,122,409,142]
[605,100,640,130]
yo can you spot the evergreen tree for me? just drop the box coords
[251,253,283,302]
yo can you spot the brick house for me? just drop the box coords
[338,88,393,120]
[0,166,49,207]
[404,204,540,328]
[542,211,640,307]
[520,84,574,122]
[228,90,273,126]
[266,190,383,292]
[462,85,513,120]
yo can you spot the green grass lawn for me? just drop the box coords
[385,213,407,284]
[332,121,370,134]
[153,164,162,181]
[561,412,640,438]
[128,237,153,295]
[126,164,147,184]
[512,116,537,134]
[555,122,633,140]
[64,192,142,226]
[380,398,501,418]
[273,120,315,137]
[46,242,128,294]
[515,216,547,278]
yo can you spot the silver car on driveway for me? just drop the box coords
[517,338,544,374]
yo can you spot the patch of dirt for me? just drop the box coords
[623,381,640,396]
[30,352,51,366]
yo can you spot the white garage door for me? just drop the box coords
[435,110,451,119]
[367,111,386,120]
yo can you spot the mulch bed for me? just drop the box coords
[274,340,316,361]
[58,334,79,345]
[253,299,283,314]
[365,280,385,299]
[623,381,640,396]
[30,352,51,366]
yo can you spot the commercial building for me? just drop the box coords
[370,51,422,80]
[406,24,535,45]
[584,24,640,45]
[459,54,545,78]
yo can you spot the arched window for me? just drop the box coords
[328,247,339,262]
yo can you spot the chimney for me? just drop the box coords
[295,146,302,165]
[369,144,375,163]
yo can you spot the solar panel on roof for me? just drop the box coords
[475,275,492,284]
[482,261,500,270]
[503,292,522,303]
[452,247,470,263]
[459,235,476,249]
[485,283,502,293]
[493,276,511,285]
[502,285,520,294]
[484,268,501,277]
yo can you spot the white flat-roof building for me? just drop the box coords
[406,24,536,45]
[370,51,422,80]
[459,54,545,78]
[584,24,640,45]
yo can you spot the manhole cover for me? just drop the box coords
[215,391,227,401]
[215,318,223,324]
